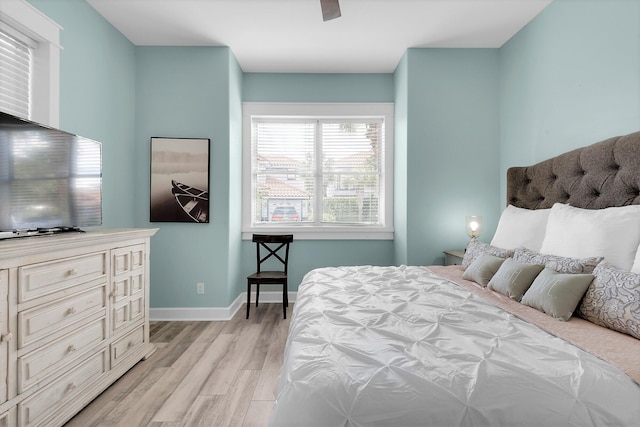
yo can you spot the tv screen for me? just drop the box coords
[0,111,102,235]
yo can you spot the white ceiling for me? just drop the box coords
[87,0,552,73]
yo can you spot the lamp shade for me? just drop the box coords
[466,215,482,239]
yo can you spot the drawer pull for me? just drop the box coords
[68,344,77,353]
[66,307,77,315]
[68,268,78,277]
[127,341,134,349]
[1,333,12,342]
[65,382,77,393]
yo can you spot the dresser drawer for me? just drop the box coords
[18,252,107,303]
[18,282,106,349]
[18,317,107,393]
[18,349,108,427]
[111,325,144,367]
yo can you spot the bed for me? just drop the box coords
[269,131,640,427]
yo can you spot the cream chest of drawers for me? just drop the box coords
[0,228,157,427]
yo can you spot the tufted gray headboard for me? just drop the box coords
[507,131,640,210]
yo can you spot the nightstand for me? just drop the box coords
[443,250,465,266]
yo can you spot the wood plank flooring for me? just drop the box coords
[64,303,291,427]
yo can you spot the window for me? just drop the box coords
[242,103,394,240]
[0,22,33,118]
[0,0,61,126]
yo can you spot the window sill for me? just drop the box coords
[241,225,394,240]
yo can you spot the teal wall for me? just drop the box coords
[499,0,640,202]
[393,55,409,265]
[28,0,137,228]
[243,73,395,102]
[399,49,501,265]
[25,0,640,312]
[135,46,239,307]
[228,52,244,300]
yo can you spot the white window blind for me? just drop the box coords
[244,103,394,240]
[251,119,315,224]
[0,22,35,119]
[319,120,383,224]
[251,118,384,226]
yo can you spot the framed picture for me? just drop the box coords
[150,137,210,223]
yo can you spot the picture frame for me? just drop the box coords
[150,137,210,223]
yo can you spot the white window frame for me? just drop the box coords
[0,0,62,126]
[242,102,394,240]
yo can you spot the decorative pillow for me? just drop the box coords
[540,203,640,271]
[521,268,594,321]
[461,239,513,269]
[490,205,551,251]
[513,246,602,274]
[487,258,544,301]
[579,261,640,340]
[462,253,506,287]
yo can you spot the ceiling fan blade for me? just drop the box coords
[320,0,341,21]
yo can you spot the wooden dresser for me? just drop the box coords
[0,228,157,427]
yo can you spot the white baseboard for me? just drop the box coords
[149,291,297,321]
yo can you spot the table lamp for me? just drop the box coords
[466,215,482,239]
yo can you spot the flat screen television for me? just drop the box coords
[0,111,102,238]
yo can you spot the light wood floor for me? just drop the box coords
[64,303,291,427]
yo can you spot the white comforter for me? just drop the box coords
[269,266,640,427]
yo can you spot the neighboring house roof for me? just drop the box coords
[258,151,376,170]
[257,154,300,168]
[331,151,375,169]
[259,176,309,198]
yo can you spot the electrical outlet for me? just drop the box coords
[197,282,205,294]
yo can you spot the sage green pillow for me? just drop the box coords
[488,258,544,301]
[521,268,594,321]
[461,252,505,286]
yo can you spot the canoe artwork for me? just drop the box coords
[171,180,209,223]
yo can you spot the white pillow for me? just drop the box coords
[490,205,551,251]
[631,246,640,273]
[540,203,640,271]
